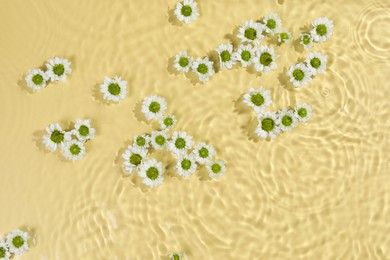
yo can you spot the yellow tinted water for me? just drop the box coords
[0,0,389,259]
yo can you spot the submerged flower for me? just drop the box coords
[0,239,11,260]
[25,69,49,91]
[294,103,313,122]
[100,76,127,102]
[141,95,167,120]
[276,109,298,132]
[207,160,226,178]
[169,131,194,155]
[300,33,314,50]
[122,145,148,175]
[73,119,95,141]
[237,20,265,45]
[243,87,272,114]
[286,63,312,88]
[216,43,236,70]
[310,17,333,43]
[138,159,164,188]
[174,0,199,24]
[170,252,183,260]
[305,51,328,75]
[256,111,281,139]
[61,140,86,161]
[6,230,29,255]
[193,142,216,164]
[150,131,170,150]
[191,57,215,82]
[159,114,177,130]
[42,123,71,152]
[277,30,292,44]
[176,154,197,178]
[174,51,193,73]
[233,44,255,68]
[133,134,150,150]
[263,13,282,35]
[252,45,278,73]
[45,57,71,82]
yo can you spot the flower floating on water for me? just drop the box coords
[25,69,49,91]
[42,123,71,152]
[159,114,177,130]
[73,119,95,141]
[0,239,11,260]
[142,95,167,120]
[216,43,236,70]
[294,103,313,122]
[277,30,292,44]
[256,111,281,139]
[100,76,127,102]
[252,45,278,74]
[151,131,169,150]
[6,230,29,256]
[310,17,333,43]
[305,51,328,75]
[174,0,199,24]
[286,63,312,88]
[300,33,314,50]
[138,159,164,188]
[122,145,148,175]
[169,131,194,155]
[263,13,282,35]
[133,134,150,150]
[243,87,272,114]
[192,57,215,82]
[170,252,183,260]
[61,140,86,161]
[45,57,72,82]
[207,160,226,178]
[193,142,216,164]
[276,109,298,132]
[234,44,255,68]
[237,20,265,45]
[176,154,197,178]
[174,51,193,73]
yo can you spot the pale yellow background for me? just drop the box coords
[0,0,389,259]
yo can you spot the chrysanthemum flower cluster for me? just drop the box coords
[100,76,128,103]
[287,51,328,88]
[299,17,333,50]
[121,95,226,188]
[174,0,199,24]
[25,57,72,91]
[0,229,30,259]
[243,87,312,139]
[42,119,95,161]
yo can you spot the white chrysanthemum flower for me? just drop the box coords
[237,20,266,45]
[277,30,292,44]
[310,17,333,43]
[294,103,313,122]
[141,95,167,120]
[174,51,193,73]
[122,145,148,175]
[305,51,328,75]
[174,0,199,24]
[256,111,281,139]
[138,159,164,188]
[192,142,216,164]
[42,123,71,152]
[45,57,71,82]
[252,45,278,74]
[300,33,314,50]
[233,44,255,68]
[6,230,29,256]
[159,114,177,130]
[73,118,95,141]
[263,13,282,35]
[0,239,11,260]
[176,154,197,178]
[276,109,298,132]
[61,140,86,161]
[243,87,272,114]
[286,63,312,88]
[169,252,183,260]
[150,131,170,150]
[191,57,215,82]
[169,131,194,155]
[207,160,226,178]
[100,76,127,102]
[133,134,150,150]
[25,69,49,91]
[216,43,236,70]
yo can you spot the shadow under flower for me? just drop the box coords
[167,7,182,27]
[167,56,181,76]
[132,99,150,125]
[278,68,295,91]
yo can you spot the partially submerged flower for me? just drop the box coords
[122,145,148,175]
[174,0,199,24]
[176,154,197,178]
[216,43,236,70]
[25,69,49,91]
[100,76,127,102]
[276,109,298,132]
[243,87,272,114]
[0,239,11,260]
[310,17,333,43]
[42,123,71,152]
[138,159,164,188]
[256,111,281,139]
[174,51,193,73]
[61,140,86,161]
[294,103,313,122]
[150,131,170,150]
[141,95,167,120]
[233,44,255,68]
[263,13,282,35]
[133,134,150,150]
[300,33,314,50]
[207,160,226,178]
[191,57,215,82]
[170,252,183,260]
[45,57,71,82]
[277,30,292,44]
[73,119,95,141]
[193,142,216,164]
[169,131,194,155]
[159,114,177,130]
[252,45,278,73]
[6,230,29,256]
[237,20,266,45]
[286,63,312,88]
[305,51,328,75]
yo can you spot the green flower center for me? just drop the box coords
[293,69,304,81]
[181,5,192,17]
[0,247,6,258]
[260,52,273,66]
[197,64,208,75]
[220,50,231,62]
[130,153,142,166]
[155,135,166,146]
[136,136,146,147]
[302,35,311,45]
[78,125,89,136]
[146,167,159,180]
[244,27,257,40]
[179,57,189,67]
[32,74,44,85]
[171,253,181,260]
[50,130,64,144]
[175,137,186,149]
[199,147,209,158]
[266,19,276,29]
[149,101,161,113]
[108,83,121,95]
[164,117,174,127]
[250,93,264,106]
[53,64,65,76]
[69,144,81,155]
[280,32,289,43]
[211,163,222,174]
[181,159,192,170]
[282,115,293,126]
[310,57,321,69]
[241,50,251,61]
[298,108,307,118]
[12,236,25,248]
[316,24,327,36]
[261,118,275,132]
